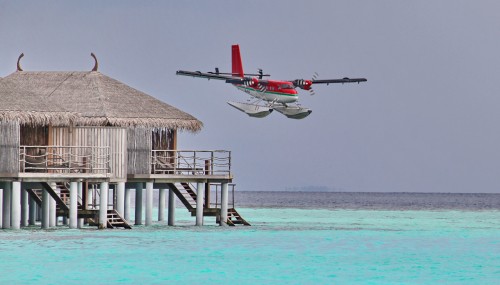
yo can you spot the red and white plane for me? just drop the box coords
[176,45,367,119]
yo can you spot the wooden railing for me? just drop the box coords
[151,150,231,176]
[19,146,110,174]
[212,183,236,209]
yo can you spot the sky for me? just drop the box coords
[1,1,500,193]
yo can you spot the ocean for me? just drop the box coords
[0,191,499,284]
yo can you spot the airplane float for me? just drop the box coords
[176,45,367,119]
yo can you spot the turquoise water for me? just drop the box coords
[0,208,499,284]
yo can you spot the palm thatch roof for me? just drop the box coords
[0,71,202,132]
[0,75,78,126]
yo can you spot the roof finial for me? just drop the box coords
[17,53,24,71]
[91,52,98,71]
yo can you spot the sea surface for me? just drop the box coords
[0,191,499,284]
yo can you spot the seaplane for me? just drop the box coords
[176,45,367,119]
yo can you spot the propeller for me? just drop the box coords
[292,72,318,95]
[309,72,318,95]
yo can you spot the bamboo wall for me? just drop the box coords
[127,128,152,174]
[50,127,127,179]
[20,125,48,146]
[0,122,20,173]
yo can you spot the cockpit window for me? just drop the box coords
[280,84,294,89]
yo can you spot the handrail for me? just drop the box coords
[152,150,231,176]
[212,183,236,209]
[19,145,111,174]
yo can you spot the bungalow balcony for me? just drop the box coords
[129,149,233,183]
[13,145,233,183]
[17,145,111,181]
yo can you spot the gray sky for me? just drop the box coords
[1,1,500,193]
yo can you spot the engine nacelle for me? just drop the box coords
[293,79,313,90]
[243,77,260,88]
[250,77,259,88]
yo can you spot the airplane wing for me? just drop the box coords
[291,77,367,95]
[176,70,234,81]
[292,77,367,86]
[312,77,367,84]
[177,70,261,85]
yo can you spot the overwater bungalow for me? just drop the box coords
[0,54,248,230]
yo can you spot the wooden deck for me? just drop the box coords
[0,172,111,183]
[127,173,233,183]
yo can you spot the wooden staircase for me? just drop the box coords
[39,182,70,213]
[25,182,131,229]
[88,210,132,229]
[25,188,42,207]
[106,210,132,229]
[227,208,250,226]
[168,182,197,210]
[168,182,250,226]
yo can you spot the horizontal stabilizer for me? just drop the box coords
[273,105,312,119]
[227,101,273,118]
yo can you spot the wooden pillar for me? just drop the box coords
[11,182,21,229]
[2,182,11,229]
[99,182,109,229]
[220,182,228,226]
[20,187,29,227]
[196,182,204,226]
[168,188,175,226]
[41,188,50,229]
[29,196,37,226]
[49,182,57,227]
[69,182,78,229]
[135,182,143,225]
[145,182,153,226]
[158,188,166,222]
[116,182,125,217]
[124,188,131,222]
[77,182,84,228]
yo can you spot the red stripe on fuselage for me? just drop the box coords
[259,80,298,95]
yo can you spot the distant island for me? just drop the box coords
[284,186,343,192]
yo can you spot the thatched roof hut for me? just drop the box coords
[0,70,202,132]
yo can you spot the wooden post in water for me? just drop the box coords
[220,182,228,226]
[145,182,153,226]
[168,187,175,226]
[196,182,204,226]
[11,182,21,229]
[135,182,143,225]
[41,188,50,229]
[124,188,131,222]
[158,188,166,221]
[98,182,109,229]
[77,182,84,228]
[69,182,78,229]
[2,182,11,229]
[116,182,125,217]
[29,195,36,225]
[49,182,57,227]
[21,187,28,227]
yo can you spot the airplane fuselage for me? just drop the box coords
[234,80,298,104]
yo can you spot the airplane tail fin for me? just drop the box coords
[232,45,244,78]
